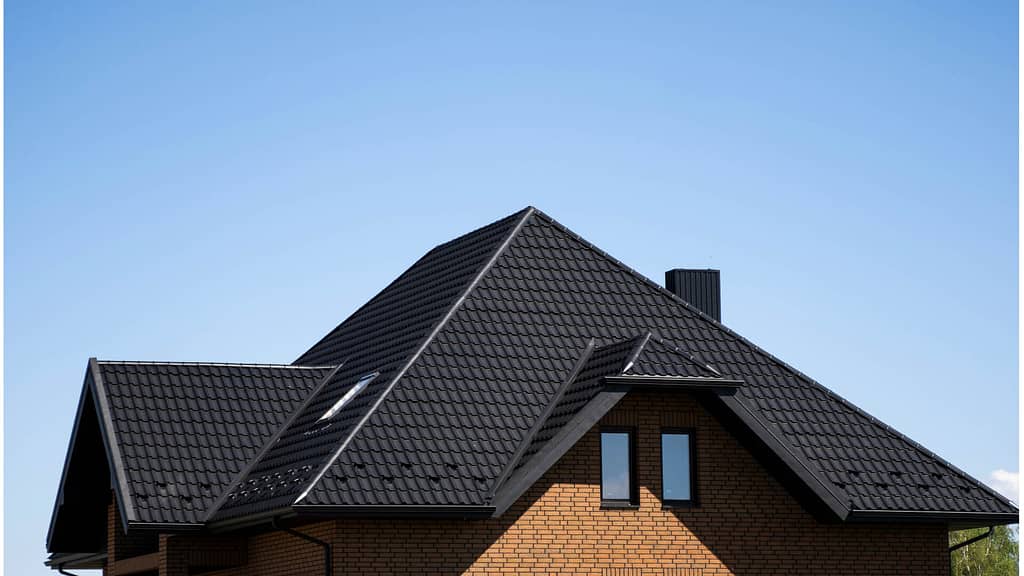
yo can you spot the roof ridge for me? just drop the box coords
[619,331,653,374]
[97,360,336,369]
[531,209,1015,511]
[294,206,538,504]
[641,335,722,377]
[292,206,534,366]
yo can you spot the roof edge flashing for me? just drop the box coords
[88,358,137,527]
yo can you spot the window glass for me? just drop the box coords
[662,432,692,502]
[317,372,378,422]
[601,431,632,501]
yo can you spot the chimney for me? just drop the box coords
[665,269,721,321]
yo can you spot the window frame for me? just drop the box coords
[599,426,638,508]
[660,427,698,508]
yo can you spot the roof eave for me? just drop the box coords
[45,551,108,570]
[205,506,298,534]
[847,509,1020,529]
[603,375,743,393]
[293,504,495,519]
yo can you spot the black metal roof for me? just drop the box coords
[50,206,1018,549]
[48,361,333,543]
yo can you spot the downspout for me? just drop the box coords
[57,567,81,576]
[271,518,332,576]
[949,526,994,552]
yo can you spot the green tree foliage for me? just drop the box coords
[950,526,1018,576]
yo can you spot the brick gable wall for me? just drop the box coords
[129,390,950,576]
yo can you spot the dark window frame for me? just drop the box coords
[661,427,698,508]
[599,426,638,508]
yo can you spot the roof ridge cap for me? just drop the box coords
[640,335,722,377]
[619,331,653,374]
[293,206,537,504]
[97,360,336,369]
[292,207,534,365]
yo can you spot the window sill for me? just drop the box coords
[662,500,697,510]
[600,501,639,510]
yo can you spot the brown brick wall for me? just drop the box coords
[105,495,157,574]
[157,391,951,575]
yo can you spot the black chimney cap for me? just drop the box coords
[665,269,721,322]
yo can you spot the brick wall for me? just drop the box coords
[105,497,157,575]
[157,391,950,576]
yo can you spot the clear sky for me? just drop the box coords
[6,1,1018,573]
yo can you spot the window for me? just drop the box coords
[600,428,636,505]
[661,429,696,506]
[317,372,378,422]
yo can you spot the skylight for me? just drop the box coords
[317,372,378,422]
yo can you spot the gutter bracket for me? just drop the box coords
[271,518,332,576]
[949,526,994,553]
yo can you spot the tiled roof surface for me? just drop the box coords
[75,206,1015,528]
[299,209,1017,516]
[212,209,529,520]
[95,362,333,524]
[624,335,722,378]
[513,336,645,474]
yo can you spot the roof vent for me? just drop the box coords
[665,269,721,321]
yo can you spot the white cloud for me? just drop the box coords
[987,469,1018,503]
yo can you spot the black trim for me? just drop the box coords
[600,427,638,506]
[488,340,596,498]
[127,521,204,531]
[661,428,697,508]
[207,507,297,533]
[717,394,851,520]
[293,504,495,519]
[599,502,639,510]
[848,510,1019,527]
[88,358,137,526]
[949,526,994,552]
[45,552,107,570]
[604,375,743,392]
[490,390,629,516]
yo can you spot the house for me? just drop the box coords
[47,206,1017,575]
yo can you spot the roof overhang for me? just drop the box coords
[45,551,107,570]
[847,509,1020,529]
[603,375,743,394]
[293,504,495,519]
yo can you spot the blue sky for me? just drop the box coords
[6,1,1017,573]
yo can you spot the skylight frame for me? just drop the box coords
[317,372,379,422]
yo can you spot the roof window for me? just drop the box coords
[317,372,378,422]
